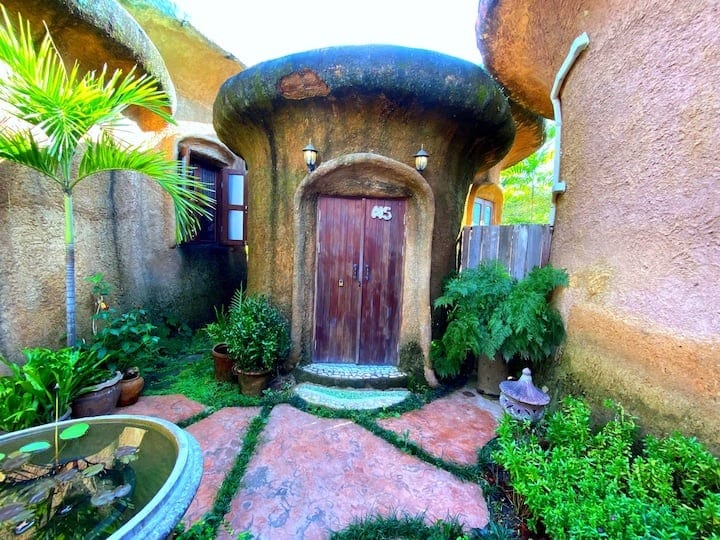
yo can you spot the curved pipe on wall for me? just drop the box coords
[549,32,590,226]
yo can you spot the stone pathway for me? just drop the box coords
[117,387,500,539]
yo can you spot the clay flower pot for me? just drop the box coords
[118,369,145,407]
[232,364,271,397]
[212,343,234,382]
[72,371,123,417]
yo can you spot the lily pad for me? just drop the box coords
[115,445,139,463]
[0,452,5,461]
[82,463,104,477]
[59,423,89,441]
[18,441,51,454]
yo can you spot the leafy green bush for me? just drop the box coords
[0,348,107,431]
[493,396,720,539]
[225,290,290,373]
[490,265,568,363]
[89,307,161,374]
[431,263,567,378]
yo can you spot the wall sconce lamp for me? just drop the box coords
[414,145,429,172]
[303,141,318,172]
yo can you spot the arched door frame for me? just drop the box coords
[290,153,435,372]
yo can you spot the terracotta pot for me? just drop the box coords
[233,364,271,397]
[476,354,510,397]
[212,343,234,382]
[72,371,123,417]
[118,373,145,407]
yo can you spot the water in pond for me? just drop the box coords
[0,419,177,539]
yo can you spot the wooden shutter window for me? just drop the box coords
[221,167,247,245]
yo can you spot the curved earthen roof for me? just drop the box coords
[2,0,175,123]
[501,100,545,169]
[215,44,516,170]
[476,0,585,119]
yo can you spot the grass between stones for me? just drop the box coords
[154,344,499,539]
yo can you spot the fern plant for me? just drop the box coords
[431,262,568,378]
[490,265,569,363]
[224,290,291,374]
[431,262,513,377]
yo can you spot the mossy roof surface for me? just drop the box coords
[217,44,512,126]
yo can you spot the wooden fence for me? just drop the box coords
[458,224,553,279]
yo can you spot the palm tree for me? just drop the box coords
[0,6,213,346]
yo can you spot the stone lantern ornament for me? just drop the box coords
[499,368,550,421]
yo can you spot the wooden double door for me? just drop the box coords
[313,196,406,365]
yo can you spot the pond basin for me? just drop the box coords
[0,415,202,539]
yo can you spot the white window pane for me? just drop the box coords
[228,210,244,241]
[228,174,244,205]
[483,206,492,225]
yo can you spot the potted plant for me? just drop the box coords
[224,290,291,396]
[431,262,568,394]
[88,306,161,407]
[204,305,234,382]
[0,347,111,432]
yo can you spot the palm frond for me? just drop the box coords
[0,6,173,165]
[0,129,61,184]
[78,134,215,242]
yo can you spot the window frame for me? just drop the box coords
[220,166,247,246]
[180,146,248,246]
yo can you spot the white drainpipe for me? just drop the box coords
[549,32,590,226]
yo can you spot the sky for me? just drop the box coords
[171,0,482,67]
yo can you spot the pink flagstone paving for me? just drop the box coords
[114,394,206,424]
[218,404,491,540]
[182,407,263,526]
[378,388,503,466]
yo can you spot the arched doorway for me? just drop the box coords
[290,153,434,371]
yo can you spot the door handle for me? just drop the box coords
[364,264,371,282]
[352,263,359,281]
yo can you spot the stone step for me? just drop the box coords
[294,362,409,389]
[294,382,411,410]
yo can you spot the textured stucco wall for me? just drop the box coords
[478,0,720,450]
[0,0,247,361]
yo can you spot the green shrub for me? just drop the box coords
[493,396,720,539]
[0,348,107,431]
[225,290,290,373]
[89,307,161,374]
[431,263,567,378]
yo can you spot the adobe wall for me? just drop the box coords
[0,145,246,361]
[478,0,720,450]
[0,1,247,361]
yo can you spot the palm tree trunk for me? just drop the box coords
[64,191,76,347]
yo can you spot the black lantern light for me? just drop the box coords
[302,141,318,172]
[414,145,429,172]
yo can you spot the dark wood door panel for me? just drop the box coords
[314,197,363,362]
[313,196,406,365]
[360,199,406,364]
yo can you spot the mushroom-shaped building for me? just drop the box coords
[214,45,515,379]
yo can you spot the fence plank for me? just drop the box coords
[510,225,529,279]
[459,224,553,279]
[525,225,544,272]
